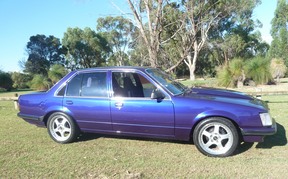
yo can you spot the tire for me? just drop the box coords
[47,112,80,144]
[193,117,239,157]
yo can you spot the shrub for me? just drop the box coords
[0,71,13,91]
[30,74,51,91]
[270,58,287,83]
[48,64,68,85]
[0,87,7,92]
[216,58,245,88]
[11,72,32,89]
[245,57,272,85]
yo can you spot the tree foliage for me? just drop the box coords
[97,16,135,66]
[24,35,66,75]
[127,0,165,67]
[268,0,288,67]
[62,27,111,70]
[127,0,262,80]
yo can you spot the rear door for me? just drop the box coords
[63,71,112,132]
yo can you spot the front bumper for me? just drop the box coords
[240,118,277,142]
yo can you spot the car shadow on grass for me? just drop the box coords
[234,142,254,156]
[234,122,287,155]
[256,122,287,148]
[76,132,192,145]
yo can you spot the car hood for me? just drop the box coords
[190,87,253,100]
[182,87,268,110]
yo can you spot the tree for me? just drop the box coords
[62,27,111,70]
[127,0,165,67]
[24,53,50,76]
[268,0,288,68]
[97,16,135,66]
[167,0,260,80]
[23,34,66,75]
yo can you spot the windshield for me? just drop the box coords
[146,68,187,95]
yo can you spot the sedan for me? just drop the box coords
[17,67,277,157]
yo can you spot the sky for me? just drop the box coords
[0,0,277,72]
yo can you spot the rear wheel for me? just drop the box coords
[193,117,239,157]
[47,112,79,144]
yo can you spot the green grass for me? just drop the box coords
[1,96,288,178]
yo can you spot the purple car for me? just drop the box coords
[17,67,277,157]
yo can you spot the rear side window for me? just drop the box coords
[66,72,107,97]
[81,72,107,97]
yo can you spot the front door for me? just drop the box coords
[110,71,175,137]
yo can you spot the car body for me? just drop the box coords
[17,67,277,157]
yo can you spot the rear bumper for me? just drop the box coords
[17,113,44,121]
[17,113,46,127]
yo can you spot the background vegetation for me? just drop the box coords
[1,0,288,91]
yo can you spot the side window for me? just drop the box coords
[81,72,107,97]
[112,72,156,98]
[66,74,83,96]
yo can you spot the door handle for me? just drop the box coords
[115,102,123,109]
[66,100,73,105]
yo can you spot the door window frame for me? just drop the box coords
[108,69,171,100]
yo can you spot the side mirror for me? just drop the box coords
[151,88,165,100]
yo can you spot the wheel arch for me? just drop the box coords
[43,110,78,128]
[189,113,243,143]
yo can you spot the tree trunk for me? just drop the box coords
[184,42,198,81]
[189,65,196,80]
[184,53,197,80]
[148,48,157,67]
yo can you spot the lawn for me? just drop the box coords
[0,95,287,178]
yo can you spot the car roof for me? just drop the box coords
[75,66,153,73]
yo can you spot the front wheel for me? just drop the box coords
[47,112,80,144]
[193,117,239,157]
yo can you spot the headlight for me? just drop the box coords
[260,113,272,126]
